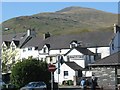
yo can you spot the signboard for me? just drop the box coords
[48,64,56,72]
[69,55,84,59]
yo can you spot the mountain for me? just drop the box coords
[2,6,117,35]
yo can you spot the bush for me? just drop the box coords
[68,80,73,85]
[10,58,50,88]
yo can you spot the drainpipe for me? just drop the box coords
[95,46,98,60]
[115,66,118,90]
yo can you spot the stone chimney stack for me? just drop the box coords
[27,29,36,37]
[44,32,51,39]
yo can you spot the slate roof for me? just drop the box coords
[65,62,83,70]
[89,51,120,66]
[2,30,113,49]
[2,33,26,42]
[64,47,95,56]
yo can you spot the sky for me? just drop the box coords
[1,2,119,22]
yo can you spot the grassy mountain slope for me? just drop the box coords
[2,6,117,35]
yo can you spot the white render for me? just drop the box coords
[88,47,110,59]
[39,48,70,64]
[20,47,39,59]
[82,71,92,77]
[64,48,95,68]
[54,63,77,85]
[49,49,70,55]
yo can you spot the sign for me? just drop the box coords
[48,64,56,72]
[69,55,84,59]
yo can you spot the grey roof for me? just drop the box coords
[65,62,83,70]
[2,30,113,49]
[20,35,44,48]
[2,33,26,42]
[64,47,95,56]
[89,51,120,66]
[75,47,95,55]
[39,31,113,49]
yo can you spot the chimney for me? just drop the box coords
[27,29,36,37]
[44,32,50,39]
[27,29,31,37]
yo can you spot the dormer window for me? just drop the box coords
[70,41,77,48]
[43,44,50,53]
[2,44,7,51]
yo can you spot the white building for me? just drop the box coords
[64,47,95,68]
[54,62,83,85]
[110,24,120,54]
[88,46,110,59]
[1,40,20,71]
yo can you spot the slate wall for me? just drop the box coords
[91,66,116,89]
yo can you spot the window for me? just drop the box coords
[112,43,114,50]
[117,78,120,84]
[12,57,15,63]
[11,43,16,51]
[23,49,26,52]
[71,44,76,48]
[43,47,46,53]
[64,71,68,76]
[28,47,32,51]
[11,46,15,51]
[2,44,7,51]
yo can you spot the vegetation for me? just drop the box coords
[10,58,50,88]
[2,6,117,35]
[2,48,19,73]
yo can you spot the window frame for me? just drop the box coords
[64,71,68,76]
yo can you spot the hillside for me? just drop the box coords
[2,6,117,35]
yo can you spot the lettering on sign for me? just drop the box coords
[69,55,84,59]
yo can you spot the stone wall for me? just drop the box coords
[91,66,116,89]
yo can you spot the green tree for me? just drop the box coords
[2,48,19,73]
[10,58,50,88]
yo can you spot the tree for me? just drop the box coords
[10,58,50,88]
[1,48,19,73]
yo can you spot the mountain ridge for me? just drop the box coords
[2,6,117,35]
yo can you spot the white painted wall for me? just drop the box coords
[88,47,110,58]
[64,49,95,68]
[64,49,85,68]
[49,49,70,55]
[54,63,75,85]
[20,47,39,59]
[82,71,92,77]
